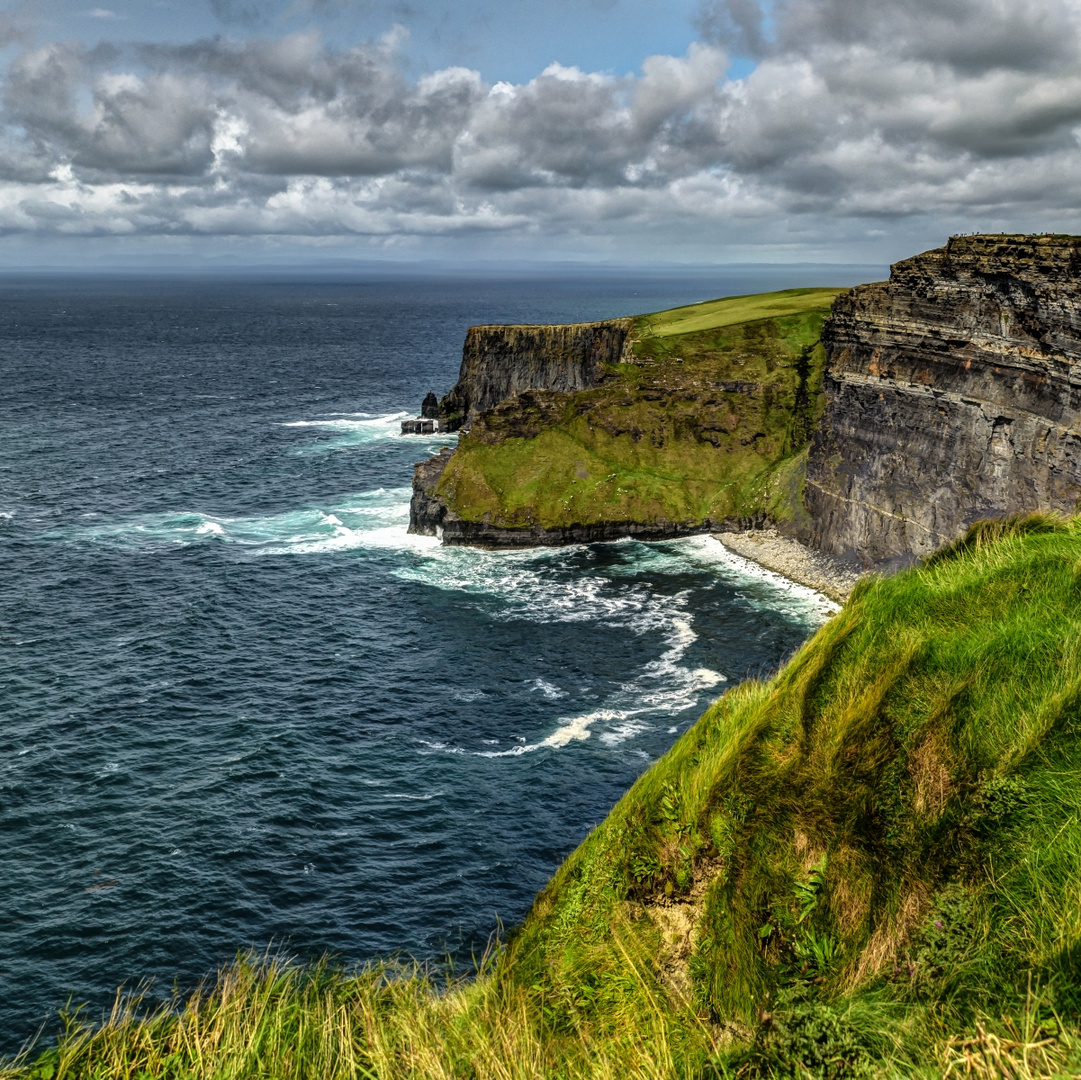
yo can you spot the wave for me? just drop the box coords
[406,546,726,756]
[405,534,840,758]
[45,487,439,556]
[665,534,840,621]
[282,411,457,455]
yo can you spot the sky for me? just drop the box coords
[1,0,1080,267]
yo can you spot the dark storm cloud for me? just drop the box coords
[697,0,1081,72]
[0,0,1080,243]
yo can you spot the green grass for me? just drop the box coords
[436,294,836,531]
[634,288,845,339]
[507,512,1081,1076]
[10,514,1081,1078]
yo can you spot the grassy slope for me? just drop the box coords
[435,290,844,531]
[508,513,1081,1076]
[11,514,1081,1078]
[639,288,843,338]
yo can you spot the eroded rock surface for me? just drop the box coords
[804,235,1081,564]
[437,319,633,430]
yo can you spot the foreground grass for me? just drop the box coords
[437,290,838,531]
[3,951,719,1080]
[10,514,1081,1078]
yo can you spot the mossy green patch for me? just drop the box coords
[436,298,834,530]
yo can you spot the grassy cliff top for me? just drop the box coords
[435,289,842,534]
[12,514,1081,1078]
[635,287,845,339]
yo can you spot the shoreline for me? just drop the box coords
[712,528,863,603]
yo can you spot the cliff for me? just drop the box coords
[437,319,633,431]
[411,289,842,546]
[804,234,1081,564]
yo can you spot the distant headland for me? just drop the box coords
[407,234,1081,574]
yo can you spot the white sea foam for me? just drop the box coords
[453,688,488,702]
[530,678,567,700]
[282,411,457,455]
[476,709,626,756]
[540,712,604,748]
[407,533,837,759]
[281,412,407,429]
[56,487,436,555]
[600,718,652,747]
[673,535,840,620]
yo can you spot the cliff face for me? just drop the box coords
[804,235,1081,564]
[438,319,633,430]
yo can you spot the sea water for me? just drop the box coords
[0,270,854,1054]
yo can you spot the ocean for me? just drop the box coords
[0,269,860,1055]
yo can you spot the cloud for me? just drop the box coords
[1,1,1080,255]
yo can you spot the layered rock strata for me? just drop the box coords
[804,235,1081,564]
[437,319,633,430]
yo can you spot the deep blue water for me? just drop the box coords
[0,271,854,1056]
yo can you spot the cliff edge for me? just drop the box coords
[436,319,633,431]
[805,234,1081,564]
[411,235,1081,566]
[411,289,841,547]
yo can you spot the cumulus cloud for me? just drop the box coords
[1,0,1080,252]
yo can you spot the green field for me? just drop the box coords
[636,287,845,339]
[435,289,844,533]
[11,514,1081,1078]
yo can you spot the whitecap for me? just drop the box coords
[600,718,652,747]
[48,487,439,556]
[453,688,488,702]
[530,678,567,700]
[281,411,457,455]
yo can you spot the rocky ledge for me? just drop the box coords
[714,528,863,602]
[409,446,767,547]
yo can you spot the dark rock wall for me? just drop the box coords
[439,319,633,429]
[409,447,455,536]
[804,235,1081,564]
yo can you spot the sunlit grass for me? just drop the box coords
[636,287,846,338]
[438,303,831,531]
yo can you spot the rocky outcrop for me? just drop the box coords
[803,235,1081,565]
[410,447,455,535]
[408,444,766,546]
[437,319,633,430]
